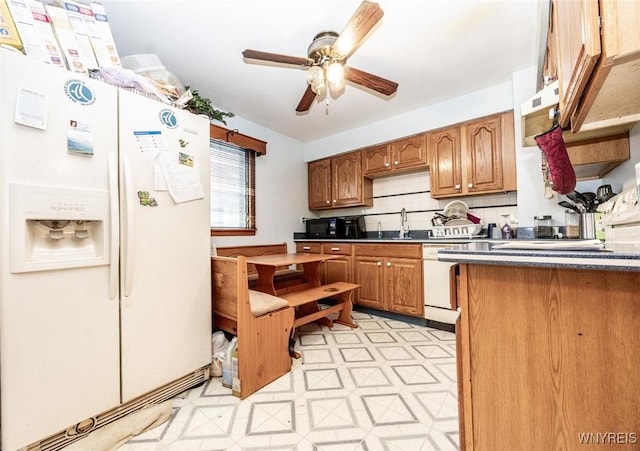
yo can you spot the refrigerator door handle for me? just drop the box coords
[123,156,135,297]
[108,153,119,300]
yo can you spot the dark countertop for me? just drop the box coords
[437,241,640,272]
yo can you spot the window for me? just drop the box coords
[209,140,256,236]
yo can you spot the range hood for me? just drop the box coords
[521,80,634,147]
[520,81,559,147]
[521,80,559,118]
[521,80,630,180]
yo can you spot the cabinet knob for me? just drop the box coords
[333,199,336,203]
[377,261,382,266]
[394,160,399,165]
[303,246,311,250]
[325,200,330,204]
[468,183,473,188]
[384,161,390,167]
[455,184,461,189]
[386,262,391,267]
[331,247,340,251]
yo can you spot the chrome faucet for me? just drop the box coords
[400,208,408,238]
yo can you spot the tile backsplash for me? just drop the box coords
[314,171,519,235]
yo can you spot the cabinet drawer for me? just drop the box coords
[321,243,353,255]
[296,242,322,253]
[353,243,422,258]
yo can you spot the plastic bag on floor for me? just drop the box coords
[211,331,229,377]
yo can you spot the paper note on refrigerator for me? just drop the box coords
[158,151,204,204]
[14,87,47,129]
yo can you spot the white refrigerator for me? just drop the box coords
[0,50,211,451]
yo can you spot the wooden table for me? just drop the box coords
[246,253,359,357]
[245,252,341,296]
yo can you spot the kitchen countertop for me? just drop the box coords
[437,241,640,272]
[294,236,492,244]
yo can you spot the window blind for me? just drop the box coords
[209,140,255,230]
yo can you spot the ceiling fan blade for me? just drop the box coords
[242,49,311,68]
[296,85,316,112]
[331,1,384,60]
[344,66,398,96]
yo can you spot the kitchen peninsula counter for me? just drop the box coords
[444,242,640,450]
[438,241,640,271]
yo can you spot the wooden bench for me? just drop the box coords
[216,243,305,290]
[211,255,294,399]
[280,282,360,329]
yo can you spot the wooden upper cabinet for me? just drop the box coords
[362,134,428,177]
[307,152,373,210]
[428,127,462,196]
[332,152,368,207]
[553,0,601,129]
[390,134,428,172]
[552,0,640,133]
[308,158,332,210]
[464,115,504,193]
[362,144,392,176]
[428,111,516,198]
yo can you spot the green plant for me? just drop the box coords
[184,87,234,124]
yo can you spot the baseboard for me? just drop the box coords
[24,365,210,451]
[425,319,456,333]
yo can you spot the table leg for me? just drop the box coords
[334,291,358,329]
[253,265,277,295]
[302,261,321,287]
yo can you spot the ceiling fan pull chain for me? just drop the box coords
[325,88,330,115]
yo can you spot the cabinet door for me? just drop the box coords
[428,127,462,197]
[354,257,385,310]
[308,158,332,210]
[463,115,504,193]
[391,134,428,172]
[332,152,365,207]
[321,243,352,284]
[553,0,601,129]
[323,257,352,285]
[362,144,392,176]
[385,258,423,317]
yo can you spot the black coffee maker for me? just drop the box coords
[343,215,366,238]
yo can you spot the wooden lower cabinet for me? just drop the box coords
[295,242,424,317]
[296,242,352,286]
[352,256,385,310]
[457,263,640,451]
[353,244,423,317]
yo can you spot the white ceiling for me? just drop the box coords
[100,0,544,143]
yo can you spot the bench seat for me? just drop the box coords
[280,282,360,329]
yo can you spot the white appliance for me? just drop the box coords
[0,50,211,450]
[602,186,640,253]
[423,243,460,326]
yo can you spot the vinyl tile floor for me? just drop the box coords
[118,310,459,451]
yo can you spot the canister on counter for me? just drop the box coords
[534,215,553,238]
[565,211,580,239]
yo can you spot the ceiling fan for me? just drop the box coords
[241,1,399,113]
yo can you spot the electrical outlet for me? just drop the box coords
[300,216,305,224]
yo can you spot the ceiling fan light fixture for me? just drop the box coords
[311,80,326,97]
[306,65,324,86]
[325,61,345,86]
